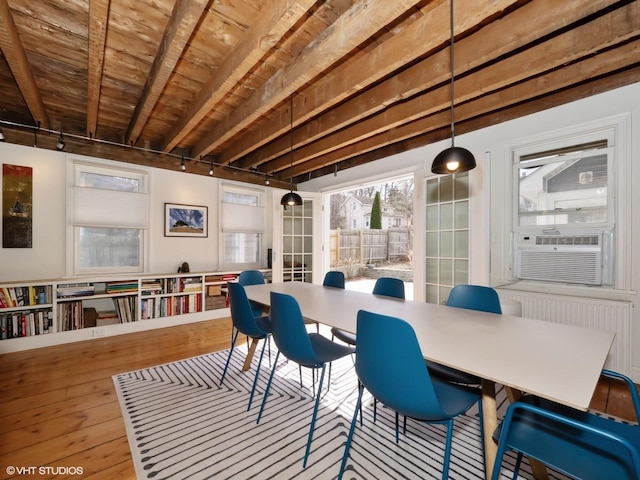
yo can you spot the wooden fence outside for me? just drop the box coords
[329,228,412,266]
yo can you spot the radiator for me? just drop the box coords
[498,290,632,375]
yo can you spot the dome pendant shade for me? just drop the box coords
[431,146,476,174]
[430,0,476,176]
[280,191,303,207]
[281,95,303,209]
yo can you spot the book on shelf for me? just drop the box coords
[140,279,163,296]
[57,284,95,298]
[106,281,138,294]
[0,290,8,308]
[9,288,19,307]
[113,297,136,323]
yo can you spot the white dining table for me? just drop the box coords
[243,281,615,479]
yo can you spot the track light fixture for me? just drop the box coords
[209,162,214,176]
[431,0,476,175]
[56,132,65,151]
[0,119,273,184]
[280,96,303,209]
[33,122,40,147]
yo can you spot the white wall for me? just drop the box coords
[148,167,220,274]
[0,144,275,282]
[0,142,67,281]
[300,82,640,380]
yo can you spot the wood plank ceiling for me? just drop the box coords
[0,0,638,189]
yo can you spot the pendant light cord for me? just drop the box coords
[289,96,294,191]
[449,0,455,147]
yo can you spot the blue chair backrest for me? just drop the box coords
[228,282,268,338]
[355,310,445,420]
[269,291,321,366]
[372,277,405,299]
[498,397,640,480]
[238,270,265,286]
[323,271,345,289]
[447,284,502,314]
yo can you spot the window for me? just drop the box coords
[425,172,469,305]
[220,184,264,268]
[516,141,611,229]
[508,114,630,289]
[70,161,149,275]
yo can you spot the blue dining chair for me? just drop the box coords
[492,369,640,480]
[323,270,345,289]
[257,291,355,468]
[331,276,405,346]
[219,282,271,410]
[238,269,266,319]
[425,284,502,386]
[304,270,346,334]
[372,276,406,299]
[332,276,406,424]
[338,310,484,480]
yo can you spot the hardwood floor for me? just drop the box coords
[0,318,232,479]
[0,317,637,479]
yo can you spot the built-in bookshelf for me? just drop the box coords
[0,269,269,349]
[140,275,203,319]
[56,279,139,330]
[0,283,54,339]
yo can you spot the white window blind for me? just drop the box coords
[221,203,265,232]
[72,186,149,228]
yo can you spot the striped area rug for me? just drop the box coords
[113,341,564,480]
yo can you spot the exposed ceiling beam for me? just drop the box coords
[233,0,624,171]
[305,64,640,182]
[225,0,525,168]
[191,0,426,159]
[290,40,640,179]
[0,0,49,128]
[87,0,110,138]
[161,0,318,153]
[125,0,209,145]
[262,0,640,175]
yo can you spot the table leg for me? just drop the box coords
[242,337,259,371]
[481,380,498,480]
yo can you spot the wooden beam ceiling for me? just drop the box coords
[0,0,637,187]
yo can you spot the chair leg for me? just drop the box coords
[476,398,485,472]
[395,411,400,444]
[338,384,364,480]
[256,351,280,424]
[219,329,239,386]
[442,418,454,480]
[511,453,523,480]
[247,336,268,410]
[303,364,326,468]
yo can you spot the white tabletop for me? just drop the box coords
[244,281,614,411]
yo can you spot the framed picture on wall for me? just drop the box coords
[164,203,208,237]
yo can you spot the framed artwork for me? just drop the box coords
[3,164,33,248]
[164,203,208,237]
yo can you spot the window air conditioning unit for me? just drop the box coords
[514,232,613,286]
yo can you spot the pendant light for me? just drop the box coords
[280,96,303,208]
[431,0,476,174]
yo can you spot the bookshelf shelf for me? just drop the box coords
[0,284,54,339]
[0,269,269,348]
